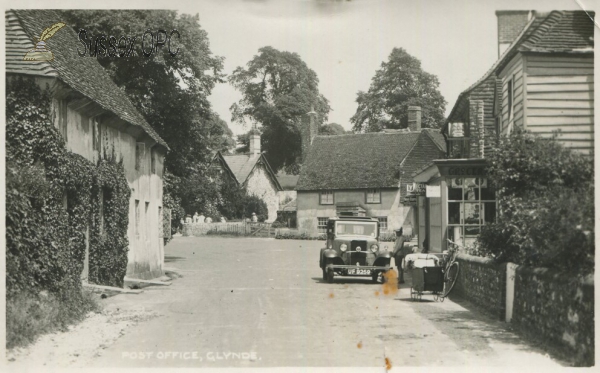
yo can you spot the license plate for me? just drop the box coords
[347,268,371,275]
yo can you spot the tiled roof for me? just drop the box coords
[422,129,446,153]
[222,154,262,184]
[217,152,282,191]
[520,11,594,53]
[445,10,594,131]
[296,131,444,191]
[8,10,168,149]
[276,173,300,190]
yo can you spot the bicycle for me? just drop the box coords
[438,239,461,300]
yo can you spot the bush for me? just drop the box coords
[477,129,594,273]
[275,232,326,240]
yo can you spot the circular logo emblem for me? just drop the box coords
[356,246,362,252]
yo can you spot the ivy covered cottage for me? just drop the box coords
[6,10,169,282]
[295,107,446,238]
[413,10,594,252]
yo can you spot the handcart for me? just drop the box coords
[405,253,444,302]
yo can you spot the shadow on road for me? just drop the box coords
[310,276,382,285]
[165,255,187,263]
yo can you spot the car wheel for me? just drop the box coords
[326,268,334,283]
[322,266,327,281]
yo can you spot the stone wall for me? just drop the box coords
[450,254,506,320]
[451,254,595,366]
[512,267,594,366]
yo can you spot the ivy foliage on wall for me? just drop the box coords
[6,76,131,296]
[89,161,131,287]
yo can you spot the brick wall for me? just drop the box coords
[512,267,594,366]
[450,254,507,320]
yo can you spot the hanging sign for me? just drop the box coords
[426,185,441,198]
[406,182,426,196]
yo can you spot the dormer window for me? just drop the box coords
[449,122,465,138]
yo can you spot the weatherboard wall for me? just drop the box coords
[499,54,526,135]
[523,53,594,155]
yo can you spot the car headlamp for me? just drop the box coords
[370,244,379,252]
[340,244,348,252]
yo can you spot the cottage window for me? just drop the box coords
[377,217,388,232]
[507,75,516,134]
[366,189,381,204]
[151,149,156,174]
[320,190,334,205]
[135,199,140,236]
[135,142,145,171]
[448,123,465,138]
[145,201,150,239]
[447,177,496,248]
[317,217,328,233]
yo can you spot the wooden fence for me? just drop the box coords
[182,222,276,238]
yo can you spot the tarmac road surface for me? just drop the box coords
[89,236,565,369]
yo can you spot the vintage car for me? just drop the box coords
[319,216,392,283]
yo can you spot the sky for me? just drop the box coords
[177,0,593,135]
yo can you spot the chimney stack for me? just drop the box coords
[301,106,318,161]
[408,106,421,132]
[249,129,261,155]
[496,10,534,57]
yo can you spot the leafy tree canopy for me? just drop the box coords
[61,10,231,177]
[229,46,330,172]
[320,123,346,136]
[351,47,446,132]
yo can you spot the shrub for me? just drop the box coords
[478,128,594,273]
[275,232,326,240]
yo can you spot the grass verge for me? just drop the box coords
[6,287,102,349]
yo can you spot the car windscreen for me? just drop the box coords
[335,222,377,237]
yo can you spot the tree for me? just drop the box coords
[229,46,330,172]
[61,10,234,216]
[477,129,594,273]
[320,123,346,136]
[351,48,446,132]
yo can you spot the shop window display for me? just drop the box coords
[447,177,495,247]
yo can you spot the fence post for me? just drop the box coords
[505,262,517,322]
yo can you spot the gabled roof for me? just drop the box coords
[214,152,282,191]
[6,10,168,150]
[276,173,300,191]
[518,11,594,53]
[296,130,445,191]
[444,10,594,131]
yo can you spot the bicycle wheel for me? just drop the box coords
[442,262,459,298]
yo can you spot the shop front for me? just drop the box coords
[411,159,496,252]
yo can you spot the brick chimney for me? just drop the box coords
[301,106,318,161]
[496,10,534,57]
[249,130,261,155]
[408,106,421,132]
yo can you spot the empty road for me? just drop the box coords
[90,235,564,369]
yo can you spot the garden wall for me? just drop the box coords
[451,254,594,366]
[512,267,594,366]
[450,254,507,320]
